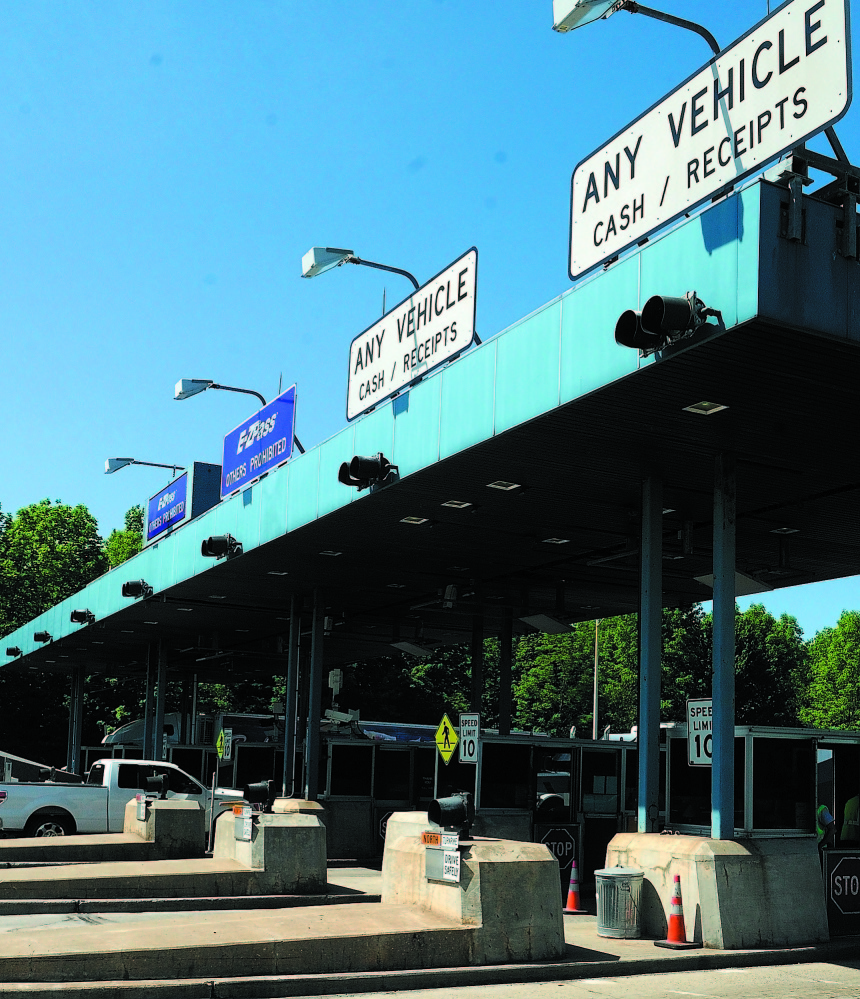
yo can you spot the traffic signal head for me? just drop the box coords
[201,534,242,559]
[614,309,663,351]
[5,647,22,657]
[33,631,52,644]
[428,790,474,838]
[70,609,95,626]
[145,774,168,799]
[122,579,153,599]
[338,452,398,490]
[615,292,717,355]
[243,779,276,812]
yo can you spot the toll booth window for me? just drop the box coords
[669,738,744,828]
[413,747,435,803]
[481,743,530,809]
[374,749,410,801]
[581,750,620,814]
[753,738,814,830]
[329,744,373,797]
[534,748,572,821]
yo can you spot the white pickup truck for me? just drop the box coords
[0,759,244,837]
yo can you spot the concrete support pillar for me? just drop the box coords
[66,668,84,775]
[470,604,484,714]
[282,594,301,796]
[153,639,167,762]
[638,476,662,834]
[142,644,155,761]
[189,674,198,744]
[498,607,513,736]
[305,590,324,800]
[712,453,737,840]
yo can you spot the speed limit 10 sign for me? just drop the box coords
[687,698,712,767]
[459,713,480,764]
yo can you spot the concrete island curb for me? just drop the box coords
[0,893,381,917]
[1,934,858,999]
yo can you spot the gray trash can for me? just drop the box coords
[595,866,643,938]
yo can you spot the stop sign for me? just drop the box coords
[379,810,393,844]
[831,856,860,914]
[540,828,576,870]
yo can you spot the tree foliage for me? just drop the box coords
[104,505,144,570]
[799,611,860,729]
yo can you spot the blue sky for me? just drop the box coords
[1,1,856,640]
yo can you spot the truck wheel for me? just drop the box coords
[25,814,73,837]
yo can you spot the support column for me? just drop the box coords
[142,645,155,760]
[638,476,662,834]
[712,454,736,840]
[498,607,513,736]
[153,639,167,762]
[305,590,324,800]
[282,594,301,796]
[470,604,484,714]
[66,668,84,775]
[189,674,198,744]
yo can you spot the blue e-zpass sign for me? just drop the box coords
[146,472,189,544]
[221,385,297,498]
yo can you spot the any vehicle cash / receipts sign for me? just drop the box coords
[347,248,477,421]
[569,0,851,279]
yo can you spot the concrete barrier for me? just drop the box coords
[123,798,206,858]
[214,806,327,893]
[382,811,564,963]
[606,832,829,949]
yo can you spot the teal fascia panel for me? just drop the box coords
[233,486,261,554]
[286,450,320,534]
[560,258,640,404]
[139,536,174,596]
[393,377,441,477]
[171,513,206,585]
[258,462,290,545]
[440,341,497,460]
[736,184,762,325]
[494,300,562,435]
[318,426,356,519]
[353,404,395,460]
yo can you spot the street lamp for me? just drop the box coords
[175,379,305,454]
[301,246,420,291]
[105,458,183,477]
[552,0,720,56]
[174,379,266,408]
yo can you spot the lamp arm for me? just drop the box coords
[621,2,720,56]
[210,384,267,407]
[345,257,420,291]
[133,461,184,475]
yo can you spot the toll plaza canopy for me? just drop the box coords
[4,178,860,682]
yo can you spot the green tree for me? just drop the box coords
[104,505,144,569]
[799,610,860,729]
[0,499,107,637]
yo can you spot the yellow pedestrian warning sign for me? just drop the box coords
[216,729,225,759]
[435,713,458,765]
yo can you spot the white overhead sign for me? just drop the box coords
[347,248,477,421]
[569,0,852,279]
[687,698,713,767]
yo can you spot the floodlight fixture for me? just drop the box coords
[105,457,183,477]
[338,453,398,491]
[200,534,243,560]
[391,641,435,658]
[302,246,420,290]
[552,0,620,33]
[70,609,95,626]
[34,631,52,644]
[5,647,22,657]
[122,579,154,599]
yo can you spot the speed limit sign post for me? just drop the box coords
[459,713,480,765]
[687,698,712,767]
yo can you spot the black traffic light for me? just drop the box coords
[33,631,52,644]
[428,790,474,839]
[615,292,720,355]
[70,609,95,626]
[122,579,153,599]
[145,774,169,799]
[338,452,398,491]
[201,534,243,559]
[5,647,22,657]
[244,779,277,813]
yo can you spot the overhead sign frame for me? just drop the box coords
[346,248,477,422]
[220,385,297,499]
[569,0,852,279]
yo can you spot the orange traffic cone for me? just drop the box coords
[563,859,588,914]
[654,874,701,949]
